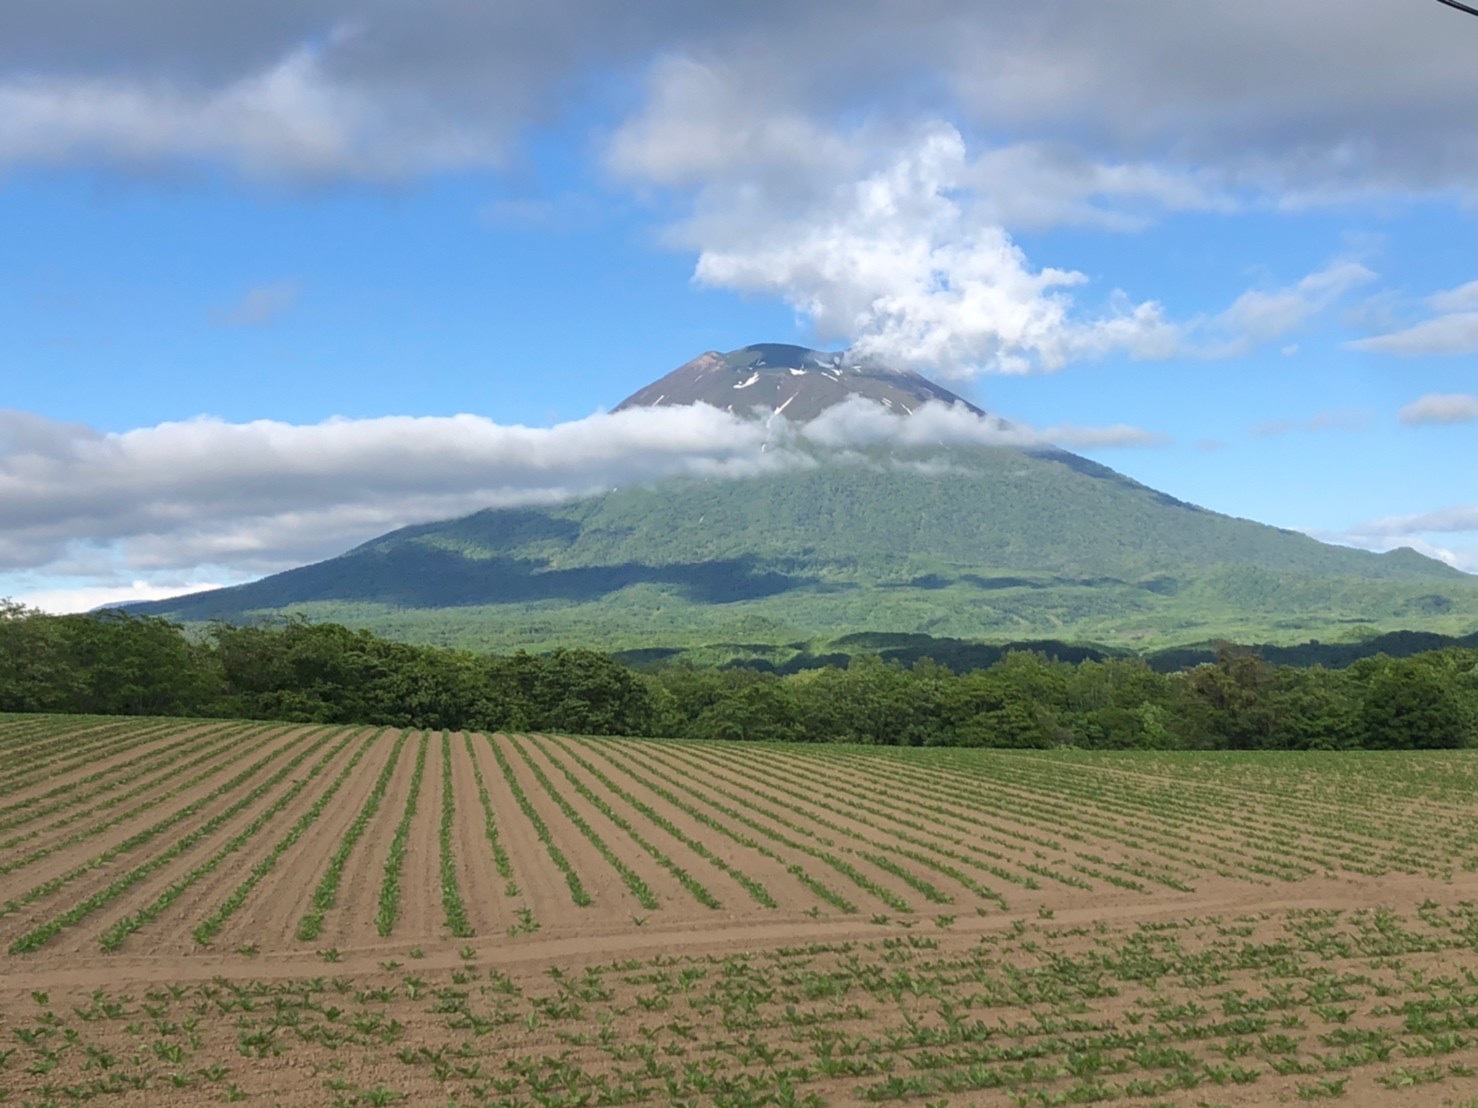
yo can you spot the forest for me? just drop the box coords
[1,600,1473,751]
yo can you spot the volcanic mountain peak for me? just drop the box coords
[614,343,987,422]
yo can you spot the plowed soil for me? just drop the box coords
[3,715,1478,1107]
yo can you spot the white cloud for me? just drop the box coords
[0,401,1165,585]
[1399,393,1478,426]
[14,580,234,616]
[1355,505,1478,538]
[1349,279,1478,355]
[674,123,1184,377]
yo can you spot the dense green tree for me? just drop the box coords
[1358,660,1470,750]
[2,597,1474,752]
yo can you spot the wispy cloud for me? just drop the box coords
[213,280,301,327]
[1249,409,1374,439]
[1324,504,1478,573]
[1349,280,1478,355]
[1398,393,1478,426]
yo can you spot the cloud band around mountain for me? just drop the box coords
[0,400,1168,607]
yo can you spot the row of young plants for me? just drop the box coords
[98,728,370,951]
[0,717,182,799]
[958,749,1319,883]
[0,713,108,751]
[540,734,775,908]
[0,726,327,932]
[438,732,474,939]
[996,747,1411,882]
[839,747,1203,891]
[806,746,1108,892]
[515,735,720,909]
[505,735,659,910]
[580,739,857,913]
[0,724,282,876]
[814,746,1167,892]
[0,720,236,834]
[7,900,1478,1105]
[0,729,286,868]
[9,727,347,953]
[193,728,389,946]
[624,740,920,913]
[911,750,1205,890]
[375,732,430,938]
[484,734,590,907]
[655,741,969,910]
[727,741,1071,895]
[460,734,514,884]
[1004,749,1331,878]
[0,721,248,842]
[664,740,1009,908]
[0,715,132,773]
[297,730,411,941]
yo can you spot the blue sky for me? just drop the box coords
[2,1,1476,612]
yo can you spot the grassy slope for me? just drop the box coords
[137,445,1478,651]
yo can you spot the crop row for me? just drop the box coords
[0,721,253,844]
[438,732,473,938]
[375,732,430,938]
[0,718,183,798]
[517,735,719,909]
[8,899,1478,1106]
[97,728,368,950]
[297,731,411,941]
[486,734,590,907]
[0,725,284,880]
[576,738,855,912]
[10,727,347,953]
[194,728,388,946]
[506,735,659,910]
[0,726,326,931]
[540,734,774,908]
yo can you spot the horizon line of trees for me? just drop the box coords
[1,601,1474,751]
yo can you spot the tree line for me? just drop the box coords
[1,601,1474,750]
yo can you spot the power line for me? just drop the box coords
[1436,0,1478,16]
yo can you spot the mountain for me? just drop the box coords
[614,342,995,422]
[132,343,1478,652]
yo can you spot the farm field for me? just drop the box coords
[1,715,1477,1106]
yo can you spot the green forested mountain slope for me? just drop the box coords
[134,442,1478,651]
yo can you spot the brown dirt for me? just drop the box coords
[510,733,722,921]
[394,730,443,942]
